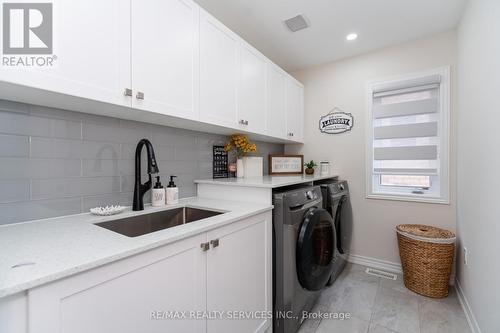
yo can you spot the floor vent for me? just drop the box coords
[365,268,398,280]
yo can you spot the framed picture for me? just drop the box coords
[268,154,304,175]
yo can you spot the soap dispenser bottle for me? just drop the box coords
[166,175,179,205]
[151,176,165,207]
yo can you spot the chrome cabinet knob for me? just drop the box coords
[124,88,132,97]
[136,91,144,100]
[210,239,220,248]
[200,242,210,251]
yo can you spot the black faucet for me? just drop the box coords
[133,139,159,211]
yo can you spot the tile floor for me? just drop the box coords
[298,264,470,333]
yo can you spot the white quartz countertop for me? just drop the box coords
[194,174,338,188]
[0,197,273,298]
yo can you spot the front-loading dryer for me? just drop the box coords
[318,180,353,284]
[272,186,336,333]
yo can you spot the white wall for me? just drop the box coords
[456,1,500,332]
[286,31,457,265]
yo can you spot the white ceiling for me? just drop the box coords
[194,0,467,71]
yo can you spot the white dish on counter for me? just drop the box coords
[90,205,126,216]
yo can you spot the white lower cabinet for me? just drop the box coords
[29,233,207,333]
[206,213,271,333]
[22,212,271,333]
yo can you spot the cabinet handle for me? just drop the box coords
[200,242,210,251]
[124,88,132,97]
[239,120,249,125]
[136,91,145,100]
[210,239,220,248]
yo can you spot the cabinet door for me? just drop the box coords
[199,10,239,127]
[238,44,267,134]
[0,0,131,107]
[286,79,304,142]
[131,0,199,119]
[29,234,207,333]
[206,212,272,333]
[266,64,287,138]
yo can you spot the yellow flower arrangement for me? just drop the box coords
[224,134,257,158]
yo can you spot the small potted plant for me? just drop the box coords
[304,160,317,175]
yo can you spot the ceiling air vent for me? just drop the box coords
[284,14,309,32]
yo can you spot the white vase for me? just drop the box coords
[243,156,263,178]
[236,158,244,178]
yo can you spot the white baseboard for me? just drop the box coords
[455,279,481,333]
[347,254,402,274]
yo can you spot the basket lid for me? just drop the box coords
[396,224,456,244]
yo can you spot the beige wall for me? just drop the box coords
[456,1,500,332]
[286,30,457,264]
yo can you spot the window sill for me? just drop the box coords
[366,193,449,205]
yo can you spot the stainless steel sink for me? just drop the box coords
[95,207,224,237]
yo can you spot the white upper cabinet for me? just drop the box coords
[199,11,239,127]
[0,1,304,143]
[131,0,199,120]
[286,79,305,142]
[266,64,287,139]
[0,0,131,107]
[238,43,267,134]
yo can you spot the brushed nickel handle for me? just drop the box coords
[210,239,220,248]
[239,119,248,125]
[124,88,132,97]
[136,91,144,100]
[200,242,210,251]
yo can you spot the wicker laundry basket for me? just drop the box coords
[396,224,456,298]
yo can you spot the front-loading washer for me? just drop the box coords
[272,186,336,333]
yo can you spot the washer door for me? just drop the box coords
[296,208,336,291]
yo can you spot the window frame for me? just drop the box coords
[365,67,450,204]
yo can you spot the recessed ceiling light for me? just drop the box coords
[346,33,358,41]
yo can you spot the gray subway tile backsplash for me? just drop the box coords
[0,134,30,157]
[0,100,284,225]
[0,197,82,225]
[0,180,30,203]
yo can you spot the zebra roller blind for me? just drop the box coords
[371,74,441,176]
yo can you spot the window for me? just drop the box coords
[366,67,450,203]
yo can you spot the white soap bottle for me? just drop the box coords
[151,176,165,207]
[166,175,179,205]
